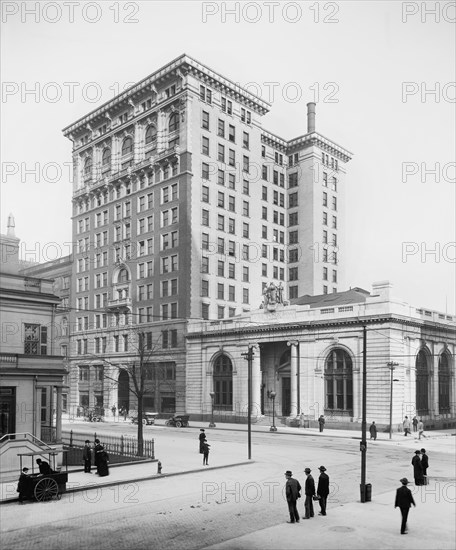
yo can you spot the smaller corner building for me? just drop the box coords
[186,281,455,431]
[0,217,67,451]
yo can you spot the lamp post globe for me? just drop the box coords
[269,390,277,432]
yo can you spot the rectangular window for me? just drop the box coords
[218,260,224,276]
[242,201,249,217]
[243,132,249,149]
[323,192,328,207]
[228,174,236,190]
[202,136,209,156]
[202,280,209,297]
[24,324,47,355]
[289,192,298,208]
[228,263,235,278]
[228,149,235,167]
[202,209,209,226]
[228,218,235,234]
[262,206,267,220]
[243,156,249,173]
[243,288,249,304]
[218,119,225,137]
[218,214,225,231]
[218,144,225,162]
[228,125,235,142]
[202,185,209,203]
[242,222,249,238]
[217,283,224,299]
[202,163,209,180]
[202,110,209,130]
[332,196,337,211]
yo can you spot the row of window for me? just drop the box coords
[202,112,250,148]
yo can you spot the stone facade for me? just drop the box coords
[186,282,455,430]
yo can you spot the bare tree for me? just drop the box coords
[89,326,180,456]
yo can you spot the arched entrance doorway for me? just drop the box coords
[277,350,291,416]
[118,370,130,413]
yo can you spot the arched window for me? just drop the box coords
[102,148,111,166]
[213,354,233,409]
[438,352,451,413]
[416,349,430,415]
[84,157,92,176]
[121,137,133,156]
[168,113,179,133]
[118,268,129,283]
[324,349,353,413]
[145,125,157,145]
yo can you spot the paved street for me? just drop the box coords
[1,422,454,550]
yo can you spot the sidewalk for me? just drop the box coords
[204,479,456,550]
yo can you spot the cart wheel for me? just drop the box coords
[175,420,182,428]
[34,478,59,501]
[165,420,171,426]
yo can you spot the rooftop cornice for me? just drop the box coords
[187,313,456,341]
[287,132,353,162]
[62,54,271,138]
[261,130,288,151]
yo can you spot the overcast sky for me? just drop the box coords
[1,1,455,313]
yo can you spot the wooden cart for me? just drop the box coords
[17,450,68,502]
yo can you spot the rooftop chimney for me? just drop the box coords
[307,102,316,133]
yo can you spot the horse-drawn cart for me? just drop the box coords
[17,450,68,502]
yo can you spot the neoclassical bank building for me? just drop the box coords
[186,281,456,430]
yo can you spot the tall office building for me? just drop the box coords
[62,54,352,415]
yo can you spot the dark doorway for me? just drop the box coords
[0,387,16,437]
[282,377,291,416]
[118,370,130,412]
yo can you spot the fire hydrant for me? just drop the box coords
[157,460,162,474]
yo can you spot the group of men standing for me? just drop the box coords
[411,448,429,485]
[285,466,330,524]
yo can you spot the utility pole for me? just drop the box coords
[387,362,400,439]
[360,325,367,502]
[241,345,254,460]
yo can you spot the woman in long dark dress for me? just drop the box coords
[94,439,110,477]
[199,429,207,454]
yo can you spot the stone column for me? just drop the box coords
[287,341,298,417]
[251,351,261,418]
[432,346,440,418]
[55,386,63,443]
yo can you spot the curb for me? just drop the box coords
[0,461,254,505]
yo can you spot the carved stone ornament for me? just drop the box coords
[262,282,285,312]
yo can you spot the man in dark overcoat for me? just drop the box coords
[284,470,301,523]
[411,450,423,485]
[317,466,330,516]
[420,448,429,480]
[303,467,315,519]
[395,477,416,534]
[199,429,207,454]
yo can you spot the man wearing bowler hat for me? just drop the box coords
[395,478,416,534]
[303,467,316,519]
[317,466,330,516]
[284,470,301,524]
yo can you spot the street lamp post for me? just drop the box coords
[269,391,277,432]
[209,391,216,428]
[241,345,255,460]
[387,362,400,439]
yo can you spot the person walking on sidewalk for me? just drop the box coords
[318,415,325,433]
[411,450,424,485]
[395,477,416,534]
[285,470,301,524]
[82,440,92,473]
[412,416,418,433]
[420,448,429,482]
[303,467,316,519]
[202,442,210,465]
[369,421,377,441]
[417,418,427,440]
[403,416,411,436]
[94,439,110,477]
[316,466,330,516]
[17,467,32,504]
